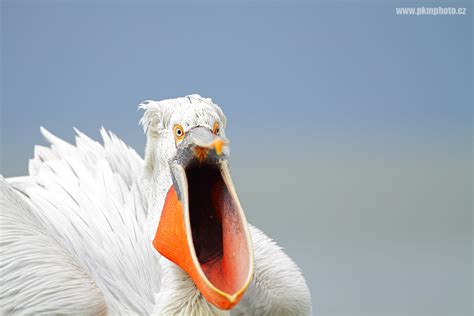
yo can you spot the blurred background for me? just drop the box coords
[1,1,472,315]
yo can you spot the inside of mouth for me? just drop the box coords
[186,161,249,295]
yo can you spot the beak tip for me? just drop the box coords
[215,294,239,310]
[212,138,225,156]
[229,294,237,304]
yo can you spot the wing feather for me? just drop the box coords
[3,128,159,314]
[0,177,108,315]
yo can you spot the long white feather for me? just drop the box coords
[3,128,159,314]
[0,177,107,315]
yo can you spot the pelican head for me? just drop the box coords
[139,95,253,310]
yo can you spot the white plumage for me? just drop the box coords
[0,94,311,315]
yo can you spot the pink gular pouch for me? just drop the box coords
[153,130,254,310]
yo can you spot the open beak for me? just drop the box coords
[152,127,254,310]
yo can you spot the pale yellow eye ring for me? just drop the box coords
[173,124,185,141]
[212,122,220,135]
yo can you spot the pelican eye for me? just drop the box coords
[212,122,220,135]
[173,124,185,142]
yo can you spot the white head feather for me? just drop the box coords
[139,94,226,177]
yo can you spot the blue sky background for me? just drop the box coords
[1,1,472,315]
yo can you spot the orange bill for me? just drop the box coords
[153,141,253,310]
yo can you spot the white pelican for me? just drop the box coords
[0,94,311,315]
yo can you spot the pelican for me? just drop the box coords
[0,95,311,315]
